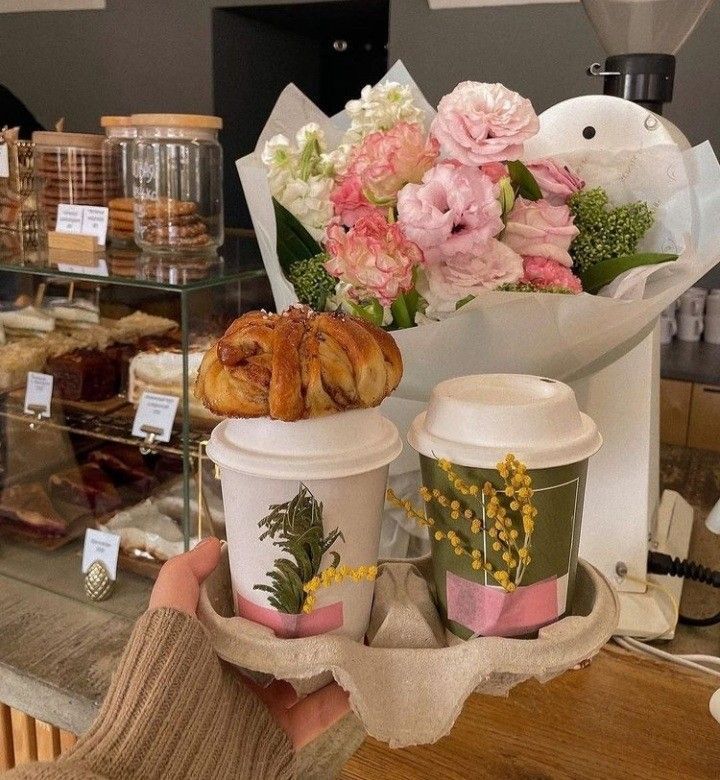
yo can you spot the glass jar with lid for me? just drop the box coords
[131,114,223,253]
[32,131,105,232]
[101,116,136,246]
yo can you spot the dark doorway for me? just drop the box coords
[213,0,389,228]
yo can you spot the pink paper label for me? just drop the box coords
[446,572,559,637]
[236,594,344,639]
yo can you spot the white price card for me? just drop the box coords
[81,205,109,246]
[56,203,84,234]
[56,258,109,277]
[82,528,121,581]
[24,371,53,417]
[132,391,179,444]
[0,143,8,178]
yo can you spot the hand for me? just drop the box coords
[149,539,351,750]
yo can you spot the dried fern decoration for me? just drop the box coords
[254,483,344,614]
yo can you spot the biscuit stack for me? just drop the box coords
[32,132,109,231]
[136,198,212,249]
[108,197,135,243]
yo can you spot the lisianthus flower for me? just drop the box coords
[481,162,508,184]
[324,210,423,307]
[504,197,579,267]
[526,159,585,206]
[521,256,583,293]
[396,161,503,264]
[418,237,524,316]
[431,82,539,166]
[337,121,439,209]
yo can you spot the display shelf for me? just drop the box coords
[0,231,265,291]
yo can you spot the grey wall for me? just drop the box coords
[0,0,213,132]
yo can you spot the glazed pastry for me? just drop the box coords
[195,305,403,421]
[0,483,67,537]
[49,463,123,514]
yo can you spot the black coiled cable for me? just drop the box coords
[647,551,720,626]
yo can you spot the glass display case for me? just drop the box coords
[0,232,270,577]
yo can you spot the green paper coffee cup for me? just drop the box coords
[408,375,602,641]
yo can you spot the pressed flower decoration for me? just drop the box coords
[387,454,538,591]
[264,79,677,329]
[254,483,376,615]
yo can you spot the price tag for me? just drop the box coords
[56,258,109,277]
[0,143,8,178]
[24,371,53,417]
[56,203,84,234]
[81,205,109,246]
[132,392,179,444]
[82,528,121,581]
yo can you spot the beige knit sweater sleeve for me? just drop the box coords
[4,608,295,780]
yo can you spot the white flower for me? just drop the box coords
[275,175,333,239]
[344,81,423,143]
[262,124,334,237]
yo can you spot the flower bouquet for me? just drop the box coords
[238,63,720,397]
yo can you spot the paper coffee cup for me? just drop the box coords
[207,408,401,642]
[408,375,601,640]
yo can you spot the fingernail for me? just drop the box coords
[194,537,216,550]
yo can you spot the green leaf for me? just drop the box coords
[455,295,475,310]
[350,298,385,326]
[580,252,678,294]
[273,197,322,274]
[507,160,542,201]
[390,294,413,329]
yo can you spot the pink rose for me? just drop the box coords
[526,159,585,206]
[481,162,508,184]
[504,198,579,267]
[522,256,583,293]
[338,121,439,208]
[396,162,503,265]
[329,175,381,227]
[422,238,524,308]
[324,210,423,306]
[431,82,539,166]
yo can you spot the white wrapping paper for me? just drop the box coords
[237,63,720,398]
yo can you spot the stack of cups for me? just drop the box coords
[705,289,720,344]
[677,287,706,342]
[206,408,401,641]
[660,303,677,345]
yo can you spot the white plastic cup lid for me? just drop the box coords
[408,374,602,470]
[207,407,402,480]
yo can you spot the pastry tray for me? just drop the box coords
[199,549,619,748]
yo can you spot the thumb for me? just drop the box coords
[149,537,222,615]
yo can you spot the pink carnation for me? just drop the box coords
[324,210,422,306]
[337,121,439,209]
[504,197,579,267]
[522,256,583,293]
[423,238,524,308]
[396,162,503,265]
[526,159,585,206]
[329,175,380,227]
[431,82,539,166]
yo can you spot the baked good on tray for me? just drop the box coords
[87,444,155,495]
[46,349,119,402]
[195,305,403,421]
[0,483,67,537]
[49,463,123,514]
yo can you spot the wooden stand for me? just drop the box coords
[47,232,100,253]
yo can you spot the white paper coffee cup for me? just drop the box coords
[206,408,401,642]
